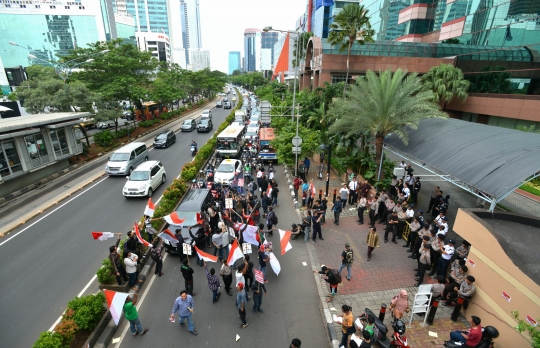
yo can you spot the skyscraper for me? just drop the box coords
[260,32,279,71]
[244,28,261,72]
[168,0,202,68]
[120,0,170,35]
[228,51,241,75]
[190,50,210,71]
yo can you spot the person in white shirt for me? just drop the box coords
[401,184,410,202]
[348,177,359,205]
[339,183,349,208]
[124,252,141,290]
[437,239,455,276]
[256,169,263,179]
[399,161,407,169]
[405,206,415,221]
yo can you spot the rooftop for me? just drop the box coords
[0,112,92,133]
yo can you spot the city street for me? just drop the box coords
[109,167,328,348]
[0,101,231,348]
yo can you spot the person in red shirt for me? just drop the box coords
[449,316,482,346]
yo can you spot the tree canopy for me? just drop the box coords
[422,63,469,104]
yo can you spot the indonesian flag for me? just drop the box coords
[91,232,115,241]
[268,252,281,275]
[164,212,186,226]
[254,269,264,283]
[158,229,179,245]
[144,198,155,217]
[196,212,204,225]
[279,229,292,255]
[133,223,152,248]
[227,239,244,265]
[267,185,272,197]
[103,290,129,325]
[309,181,316,198]
[194,246,218,263]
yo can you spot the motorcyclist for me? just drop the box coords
[191,140,198,151]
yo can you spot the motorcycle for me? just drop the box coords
[444,326,499,348]
[190,145,197,156]
[358,308,410,348]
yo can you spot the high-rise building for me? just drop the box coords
[120,0,169,35]
[244,28,261,72]
[0,0,136,69]
[190,49,210,71]
[168,0,202,68]
[272,33,296,82]
[228,51,241,75]
[136,32,171,62]
[261,32,279,71]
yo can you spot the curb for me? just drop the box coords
[283,164,339,348]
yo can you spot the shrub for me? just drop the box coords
[94,130,114,147]
[67,293,105,331]
[33,332,65,348]
[115,127,135,139]
[96,258,115,284]
[55,319,78,343]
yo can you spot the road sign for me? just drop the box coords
[292,136,302,146]
[292,146,301,154]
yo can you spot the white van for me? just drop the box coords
[201,109,212,119]
[105,142,148,176]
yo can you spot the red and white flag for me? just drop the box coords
[144,198,155,217]
[269,252,281,275]
[194,246,218,263]
[133,223,152,248]
[227,239,244,265]
[164,212,186,226]
[91,232,115,241]
[103,289,129,325]
[196,212,204,225]
[309,181,316,197]
[279,229,293,255]
[254,269,265,284]
[267,185,272,197]
[158,229,179,245]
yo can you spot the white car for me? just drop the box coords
[214,159,242,186]
[247,123,260,134]
[123,160,166,198]
[243,129,258,141]
[201,109,213,119]
[97,120,115,129]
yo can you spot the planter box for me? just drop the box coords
[81,310,111,348]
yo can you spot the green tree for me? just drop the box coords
[467,66,512,94]
[422,63,469,107]
[327,3,374,95]
[328,69,447,176]
[231,69,241,76]
[442,38,460,44]
[270,117,321,166]
[292,32,314,68]
[152,63,190,109]
[511,310,540,348]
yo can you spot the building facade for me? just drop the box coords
[167,0,202,68]
[190,49,210,71]
[244,28,261,72]
[136,32,171,62]
[260,32,279,71]
[228,51,241,75]
[0,0,135,69]
[272,33,296,82]
[120,0,169,35]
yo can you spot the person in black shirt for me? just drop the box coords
[385,211,398,243]
[412,177,421,204]
[181,259,196,296]
[189,226,207,267]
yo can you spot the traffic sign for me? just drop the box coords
[292,136,302,146]
[292,146,301,154]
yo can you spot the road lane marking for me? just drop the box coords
[0,177,108,247]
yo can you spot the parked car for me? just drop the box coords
[163,189,214,253]
[153,129,176,148]
[197,118,213,132]
[122,111,134,121]
[122,160,166,198]
[214,159,242,186]
[181,118,197,132]
[223,102,232,109]
[216,101,223,108]
[201,109,213,119]
[96,120,115,129]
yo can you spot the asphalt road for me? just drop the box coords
[110,166,328,348]
[0,101,228,348]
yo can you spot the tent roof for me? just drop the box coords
[384,118,540,199]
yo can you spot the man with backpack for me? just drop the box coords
[333,199,343,225]
[314,265,340,303]
[266,206,277,236]
[338,243,353,281]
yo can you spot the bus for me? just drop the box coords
[136,102,167,121]
[258,128,277,162]
[217,124,244,158]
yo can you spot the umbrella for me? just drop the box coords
[0,106,13,112]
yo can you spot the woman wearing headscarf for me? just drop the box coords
[389,290,410,320]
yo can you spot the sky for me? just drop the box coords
[199,0,308,74]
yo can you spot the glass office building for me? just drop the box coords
[120,0,169,35]
[244,28,260,72]
[261,32,279,70]
[228,51,241,75]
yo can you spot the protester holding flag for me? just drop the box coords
[251,278,267,313]
[123,293,148,336]
[220,259,234,296]
[170,290,198,335]
[212,223,224,261]
[203,261,221,303]
[123,231,138,259]
[266,207,277,236]
[258,245,270,283]
[221,223,231,262]
[109,234,128,286]
[188,226,208,267]
[150,238,164,277]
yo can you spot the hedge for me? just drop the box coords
[520,182,540,197]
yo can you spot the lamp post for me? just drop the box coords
[9,41,109,83]
[263,26,302,175]
[319,144,332,196]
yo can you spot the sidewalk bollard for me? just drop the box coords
[333,189,337,203]
[319,189,323,200]
[450,297,464,322]
[379,303,387,322]
[427,299,439,325]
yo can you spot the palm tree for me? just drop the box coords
[422,63,470,108]
[327,3,374,95]
[328,69,447,177]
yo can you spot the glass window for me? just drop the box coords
[49,129,70,157]
[25,133,50,166]
[0,140,23,177]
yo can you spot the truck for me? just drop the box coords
[260,100,271,126]
[75,117,96,130]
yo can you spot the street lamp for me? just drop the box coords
[263,26,302,175]
[10,41,108,83]
[319,144,332,196]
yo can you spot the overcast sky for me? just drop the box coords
[199,0,307,74]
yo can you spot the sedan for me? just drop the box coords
[242,129,258,141]
[216,101,223,108]
[247,123,259,134]
[153,129,176,148]
[96,120,115,129]
[181,119,197,132]
[223,102,232,109]
[197,119,213,133]
[214,159,242,186]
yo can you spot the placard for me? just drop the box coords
[182,243,192,255]
[225,198,233,209]
[468,258,475,268]
[242,243,252,254]
[502,291,511,302]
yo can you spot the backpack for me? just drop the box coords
[334,200,342,213]
[345,250,354,264]
[332,269,342,283]
[270,212,278,225]
[150,249,159,262]
[252,182,258,190]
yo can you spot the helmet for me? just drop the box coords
[392,320,406,335]
[482,326,499,340]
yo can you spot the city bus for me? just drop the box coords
[217,124,244,158]
[258,128,277,162]
[136,102,167,120]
